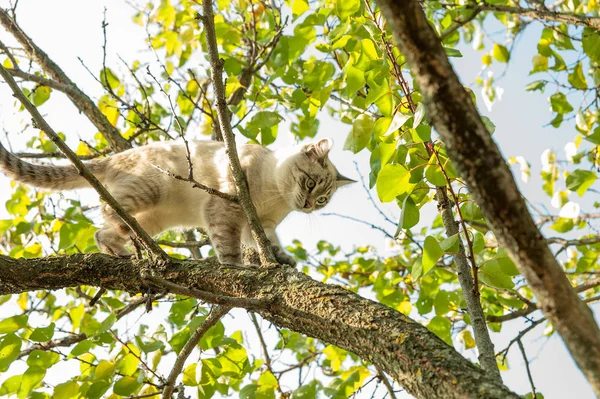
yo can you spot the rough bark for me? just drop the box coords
[435,191,500,379]
[0,9,131,152]
[0,253,520,399]
[375,0,600,395]
[200,0,277,265]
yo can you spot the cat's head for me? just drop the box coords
[278,138,355,213]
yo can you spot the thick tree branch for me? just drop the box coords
[364,2,500,379]
[0,9,131,152]
[446,2,600,29]
[0,253,519,399]
[374,0,600,394]
[199,0,277,266]
[0,64,167,259]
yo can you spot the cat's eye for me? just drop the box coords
[316,196,328,205]
[306,179,316,190]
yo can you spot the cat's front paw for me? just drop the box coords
[271,246,297,267]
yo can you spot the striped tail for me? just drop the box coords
[0,141,106,190]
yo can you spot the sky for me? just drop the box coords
[0,0,598,398]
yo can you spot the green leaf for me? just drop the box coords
[29,323,55,342]
[530,54,548,74]
[100,68,121,90]
[0,375,22,397]
[344,115,374,153]
[26,350,60,369]
[0,314,28,333]
[481,116,496,135]
[334,0,360,20]
[116,353,140,376]
[584,127,600,145]
[425,164,446,187]
[582,28,600,64]
[376,164,411,202]
[32,86,51,106]
[113,376,142,396]
[18,366,46,398]
[492,44,510,63]
[440,234,459,253]
[550,92,573,114]
[86,381,110,399]
[0,333,22,372]
[423,236,443,273]
[427,316,452,345]
[479,260,515,289]
[216,343,249,379]
[183,363,198,386]
[199,320,225,350]
[460,330,476,349]
[52,381,79,399]
[566,169,597,196]
[461,202,482,221]
[550,217,574,233]
[411,257,423,281]
[525,80,546,92]
[134,336,164,353]
[291,0,310,19]
[70,340,94,357]
[345,65,365,95]
[568,62,587,89]
[497,256,519,276]
[94,360,115,381]
[443,47,462,57]
[397,196,419,233]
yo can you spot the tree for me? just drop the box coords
[0,0,598,398]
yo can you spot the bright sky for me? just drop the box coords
[0,0,598,398]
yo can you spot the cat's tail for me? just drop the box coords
[0,141,107,190]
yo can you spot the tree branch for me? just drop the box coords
[161,305,230,399]
[374,0,600,394]
[198,1,277,266]
[0,253,519,399]
[0,64,167,259]
[444,2,600,29]
[364,2,501,379]
[0,9,131,152]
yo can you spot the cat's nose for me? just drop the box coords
[303,199,312,209]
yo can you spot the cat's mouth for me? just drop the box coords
[295,198,313,213]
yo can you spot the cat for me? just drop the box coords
[0,138,354,266]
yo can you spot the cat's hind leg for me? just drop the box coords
[205,198,244,265]
[95,184,161,256]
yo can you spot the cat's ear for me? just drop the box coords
[303,138,333,159]
[336,171,356,188]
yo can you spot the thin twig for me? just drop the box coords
[517,339,537,398]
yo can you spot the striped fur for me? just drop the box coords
[0,138,354,263]
[0,141,106,190]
